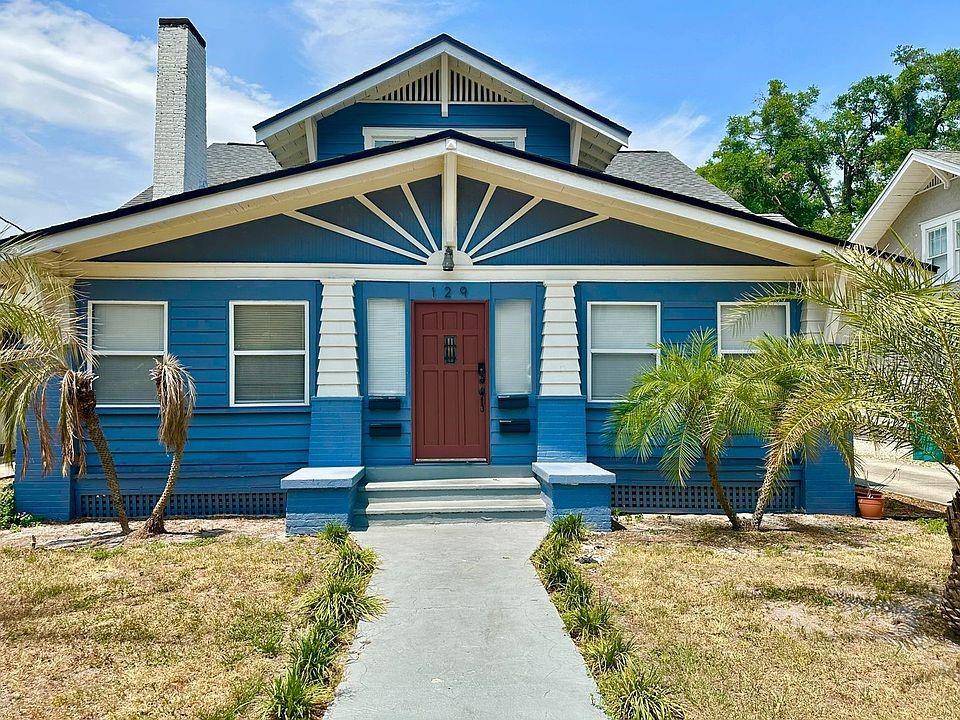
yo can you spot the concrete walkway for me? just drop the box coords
[326,522,606,720]
[860,456,957,506]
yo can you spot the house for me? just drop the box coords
[850,149,960,282]
[13,19,855,532]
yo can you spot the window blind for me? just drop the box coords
[719,304,788,353]
[367,299,405,396]
[233,304,305,351]
[495,299,532,395]
[91,303,164,352]
[231,303,307,405]
[591,353,656,401]
[90,302,166,405]
[588,303,659,402]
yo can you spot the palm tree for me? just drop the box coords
[748,244,960,635]
[128,354,196,538]
[0,252,130,532]
[608,329,770,530]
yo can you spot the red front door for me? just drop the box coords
[413,302,489,461]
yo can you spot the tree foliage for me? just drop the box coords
[698,46,960,238]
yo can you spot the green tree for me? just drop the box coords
[699,46,960,238]
[748,245,960,635]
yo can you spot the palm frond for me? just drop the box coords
[151,354,197,453]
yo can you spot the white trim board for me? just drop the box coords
[363,127,526,150]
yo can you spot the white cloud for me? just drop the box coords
[0,0,280,230]
[292,0,465,83]
[626,105,720,168]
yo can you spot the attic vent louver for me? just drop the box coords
[375,69,511,103]
[918,175,945,194]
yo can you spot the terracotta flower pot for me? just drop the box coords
[857,495,884,519]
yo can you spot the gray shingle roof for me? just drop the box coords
[121,143,281,208]
[917,150,960,166]
[604,150,747,211]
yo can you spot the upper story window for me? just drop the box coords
[230,302,308,407]
[921,211,960,282]
[362,127,526,151]
[88,301,167,406]
[587,302,660,402]
[717,302,789,355]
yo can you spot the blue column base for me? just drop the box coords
[536,395,587,462]
[803,436,855,514]
[533,462,616,532]
[281,467,364,535]
[309,396,362,466]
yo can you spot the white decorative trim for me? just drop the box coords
[586,301,660,403]
[284,210,428,262]
[442,146,458,247]
[472,214,607,263]
[401,182,438,252]
[356,193,432,256]
[317,280,359,397]
[75,262,815,283]
[539,281,581,396]
[440,52,449,117]
[570,122,582,166]
[304,116,318,162]
[461,183,496,252]
[468,196,541,256]
[362,126,526,151]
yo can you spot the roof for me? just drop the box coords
[850,149,960,247]
[122,143,281,208]
[605,151,747,211]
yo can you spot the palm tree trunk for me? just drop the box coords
[130,448,183,538]
[82,409,129,534]
[705,447,742,530]
[944,486,960,636]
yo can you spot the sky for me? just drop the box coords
[1,0,958,233]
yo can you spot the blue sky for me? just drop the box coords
[1,0,957,232]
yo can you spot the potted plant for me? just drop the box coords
[856,472,891,520]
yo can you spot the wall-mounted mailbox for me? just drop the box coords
[368,396,402,411]
[497,394,529,410]
[498,419,531,434]
[369,422,402,437]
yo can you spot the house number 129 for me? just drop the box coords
[431,285,468,299]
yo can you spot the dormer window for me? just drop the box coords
[362,127,526,151]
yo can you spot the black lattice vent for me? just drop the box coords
[78,492,286,519]
[611,483,799,514]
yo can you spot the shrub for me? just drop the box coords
[301,572,385,628]
[562,598,613,641]
[598,659,684,720]
[0,482,37,531]
[334,541,378,578]
[583,631,634,675]
[289,621,341,685]
[549,514,588,544]
[263,669,328,720]
[319,521,350,546]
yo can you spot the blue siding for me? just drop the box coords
[314,103,571,163]
[803,435,855,513]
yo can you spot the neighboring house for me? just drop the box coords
[850,149,960,281]
[13,19,854,532]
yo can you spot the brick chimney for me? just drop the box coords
[153,18,208,199]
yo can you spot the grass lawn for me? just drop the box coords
[0,520,335,720]
[586,514,960,720]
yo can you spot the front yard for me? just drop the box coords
[584,514,960,720]
[0,519,334,720]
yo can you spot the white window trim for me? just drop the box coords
[229,300,310,408]
[87,300,168,408]
[362,126,526,151]
[586,301,661,403]
[717,301,790,355]
[920,210,960,281]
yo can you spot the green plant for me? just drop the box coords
[333,540,378,578]
[562,598,613,641]
[915,517,947,535]
[583,631,635,675]
[558,571,594,612]
[549,514,588,544]
[0,481,37,530]
[263,668,327,720]
[598,659,685,720]
[320,521,349,546]
[301,572,385,628]
[537,550,578,592]
[289,621,341,685]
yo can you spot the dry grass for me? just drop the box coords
[587,514,960,720]
[0,522,334,720]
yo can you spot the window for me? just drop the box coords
[921,211,960,283]
[587,303,660,402]
[717,302,789,355]
[362,127,526,150]
[230,302,308,406]
[367,299,406,396]
[88,301,167,406]
[495,300,532,395]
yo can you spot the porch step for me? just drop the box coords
[352,476,545,527]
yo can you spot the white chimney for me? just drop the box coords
[153,18,208,199]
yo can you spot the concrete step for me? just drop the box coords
[364,464,533,482]
[359,477,540,502]
[352,496,546,527]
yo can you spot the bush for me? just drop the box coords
[548,514,588,544]
[319,521,350,546]
[583,631,634,675]
[598,660,684,720]
[562,598,613,641]
[334,541,378,578]
[289,622,341,685]
[301,572,385,628]
[0,482,37,531]
[263,668,328,720]
[559,571,594,612]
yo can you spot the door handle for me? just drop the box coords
[478,362,486,413]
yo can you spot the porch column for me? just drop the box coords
[534,281,615,531]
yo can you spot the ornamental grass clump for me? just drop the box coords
[302,567,385,628]
[562,598,613,641]
[599,660,685,720]
[583,632,635,676]
[263,668,329,720]
[320,521,350,546]
[334,540,379,578]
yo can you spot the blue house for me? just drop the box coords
[14,19,854,532]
